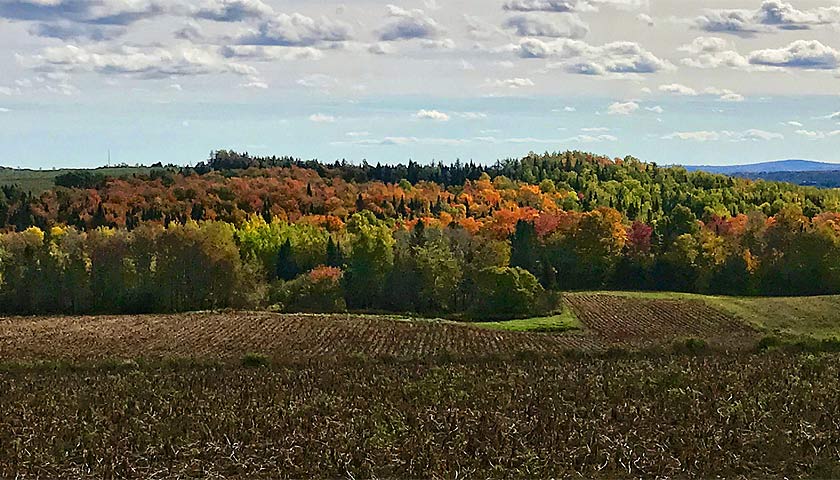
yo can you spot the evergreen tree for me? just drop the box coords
[276,239,299,281]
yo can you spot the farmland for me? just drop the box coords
[0,166,155,193]
[1,293,839,477]
[0,293,773,363]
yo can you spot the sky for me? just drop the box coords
[1,0,840,168]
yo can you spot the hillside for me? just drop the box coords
[682,159,840,174]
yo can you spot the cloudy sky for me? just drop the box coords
[1,0,840,168]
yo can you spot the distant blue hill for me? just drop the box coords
[682,160,840,175]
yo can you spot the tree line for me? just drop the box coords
[2,149,840,316]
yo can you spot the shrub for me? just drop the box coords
[271,266,346,313]
[757,336,783,352]
[470,266,547,318]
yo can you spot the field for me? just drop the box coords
[0,166,155,193]
[1,293,839,477]
[585,291,840,341]
[0,293,768,362]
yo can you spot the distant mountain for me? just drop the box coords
[682,160,840,175]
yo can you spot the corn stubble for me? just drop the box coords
[0,354,838,478]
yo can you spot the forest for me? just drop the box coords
[3,149,840,316]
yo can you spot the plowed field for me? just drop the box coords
[0,312,601,361]
[0,292,761,362]
[565,293,760,348]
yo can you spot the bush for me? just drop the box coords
[270,266,346,313]
[241,353,270,368]
[757,336,783,352]
[470,266,548,318]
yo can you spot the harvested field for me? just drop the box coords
[0,312,602,362]
[1,354,839,478]
[564,293,759,348]
[0,293,766,362]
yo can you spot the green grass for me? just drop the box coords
[570,290,840,341]
[472,308,581,333]
[0,166,159,193]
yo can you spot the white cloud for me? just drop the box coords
[785,121,803,127]
[28,44,257,78]
[659,83,697,96]
[607,101,639,115]
[297,74,338,89]
[240,79,268,89]
[645,105,664,114]
[514,38,670,76]
[0,107,10,113]
[749,40,840,70]
[346,131,370,137]
[415,109,450,121]
[637,13,654,26]
[309,113,336,123]
[663,129,783,141]
[563,106,576,112]
[663,131,721,142]
[368,42,394,55]
[503,13,589,39]
[194,0,275,22]
[487,77,535,88]
[220,45,324,61]
[565,134,618,142]
[581,127,609,132]
[503,0,648,13]
[678,36,752,70]
[692,2,840,35]
[796,129,840,139]
[379,5,443,41]
[235,12,352,47]
[457,112,488,119]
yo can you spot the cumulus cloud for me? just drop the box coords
[235,13,352,47]
[194,0,274,22]
[219,45,324,61]
[692,1,840,36]
[663,129,783,141]
[659,83,697,96]
[637,13,653,26]
[704,87,744,102]
[503,13,588,39]
[502,0,647,13]
[415,109,450,121]
[658,83,745,102]
[309,113,336,123]
[27,44,257,78]
[0,0,170,26]
[645,105,664,114]
[678,36,752,70]
[607,101,639,115]
[379,5,443,41]
[513,38,670,75]
[748,40,840,70]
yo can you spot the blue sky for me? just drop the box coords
[1,0,840,168]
